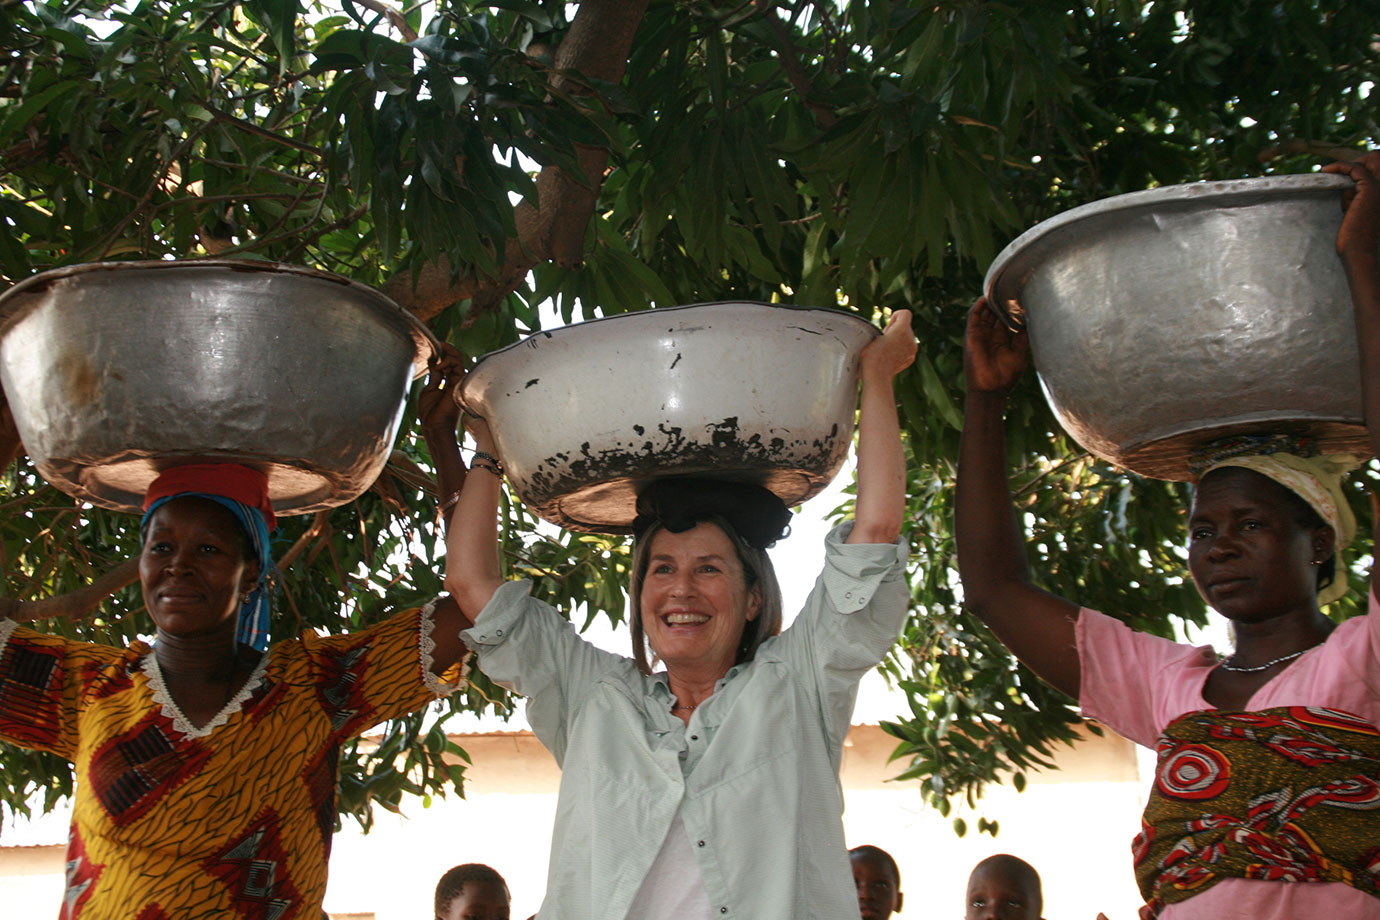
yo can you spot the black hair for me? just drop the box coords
[850,844,902,888]
[435,863,509,916]
[632,477,792,549]
[970,854,1042,914]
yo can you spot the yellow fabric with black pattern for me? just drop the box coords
[0,607,462,920]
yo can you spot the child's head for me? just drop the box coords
[849,844,904,920]
[965,854,1043,920]
[435,863,511,920]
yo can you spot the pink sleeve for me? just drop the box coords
[1369,586,1380,662]
[1076,609,1219,748]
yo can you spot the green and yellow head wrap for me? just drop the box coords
[1190,436,1361,606]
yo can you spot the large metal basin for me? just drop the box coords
[458,301,879,533]
[984,173,1368,480]
[0,260,436,513]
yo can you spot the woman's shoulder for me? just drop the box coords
[1313,599,1376,660]
[2,617,150,665]
[1078,608,1220,692]
[1311,585,1380,656]
[1080,607,1212,654]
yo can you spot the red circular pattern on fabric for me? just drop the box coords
[1156,744,1231,800]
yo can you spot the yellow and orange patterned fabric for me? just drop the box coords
[1135,706,1380,914]
[0,603,464,920]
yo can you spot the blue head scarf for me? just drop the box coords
[140,493,276,652]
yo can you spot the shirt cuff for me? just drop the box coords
[821,522,909,613]
[460,579,533,649]
[418,599,469,697]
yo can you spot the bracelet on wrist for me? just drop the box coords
[471,451,505,476]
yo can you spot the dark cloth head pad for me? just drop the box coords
[633,478,791,549]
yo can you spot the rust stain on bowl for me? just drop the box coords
[57,351,100,408]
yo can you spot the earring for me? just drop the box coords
[239,590,252,603]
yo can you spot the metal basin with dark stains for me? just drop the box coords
[0,260,437,513]
[983,173,1370,480]
[458,301,879,533]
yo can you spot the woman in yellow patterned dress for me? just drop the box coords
[0,358,473,920]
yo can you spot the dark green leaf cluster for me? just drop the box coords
[2,0,1378,834]
[0,0,598,284]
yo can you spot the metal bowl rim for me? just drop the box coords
[0,259,440,377]
[457,300,880,413]
[981,172,1355,325]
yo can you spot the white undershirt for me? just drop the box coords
[625,809,712,920]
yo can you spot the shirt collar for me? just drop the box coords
[647,665,741,701]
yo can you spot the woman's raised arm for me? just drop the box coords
[956,299,1082,697]
[847,309,918,545]
[440,411,506,628]
[0,398,121,621]
[414,344,491,662]
[1325,152,1380,586]
[417,344,469,525]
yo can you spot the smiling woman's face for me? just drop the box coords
[637,522,762,677]
[139,497,257,641]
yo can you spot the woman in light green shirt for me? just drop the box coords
[443,310,917,920]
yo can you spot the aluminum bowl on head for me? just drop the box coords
[0,260,438,513]
[984,173,1371,481]
[458,301,880,534]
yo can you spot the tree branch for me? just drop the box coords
[351,0,419,43]
[1258,137,1365,164]
[761,3,838,130]
[197,100,325,157]
[381,0,652,323]
[0,556,140,622]
[276,510,330,572]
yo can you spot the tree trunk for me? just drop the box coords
[383,0,652,323]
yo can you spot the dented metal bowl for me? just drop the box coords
[0,260,437,513]
[984,173,1370,480]
[458,301,879,534]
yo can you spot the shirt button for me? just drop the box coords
[697,840,705,847]
[690,734,698,741]
[719,908,727,914]
[496,629,504,636]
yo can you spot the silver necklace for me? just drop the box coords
[671,701,695,712]
[1218,646,1317,673]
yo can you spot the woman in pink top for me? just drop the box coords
[956,152,1380,920]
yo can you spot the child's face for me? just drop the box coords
[851,852,903,920]
[964,867,1040,920]
[439,881,511,920]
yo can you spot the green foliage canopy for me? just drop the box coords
[0,0,1377,831]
